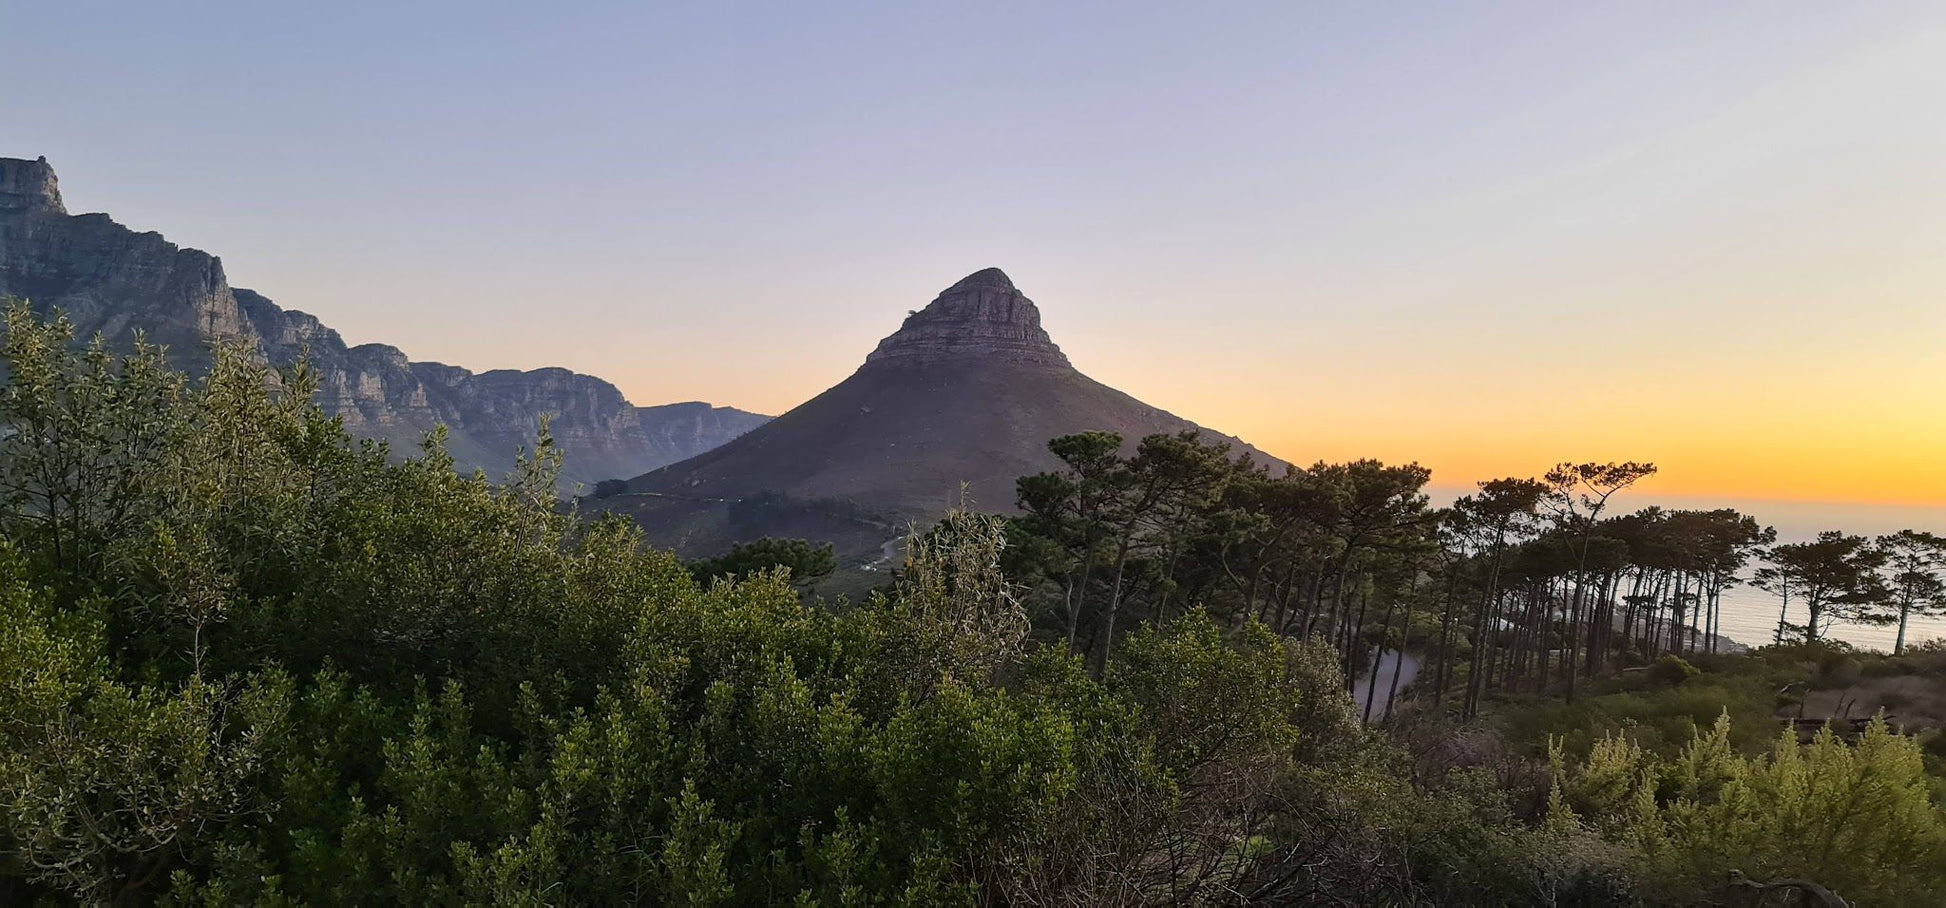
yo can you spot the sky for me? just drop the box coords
[5,2,1944,521]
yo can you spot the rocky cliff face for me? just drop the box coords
[0,156,766,485]
[863,267,1069,368]
[1,157,247,357]
[0,156,66,214]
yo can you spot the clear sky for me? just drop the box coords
[5,2,1944,512]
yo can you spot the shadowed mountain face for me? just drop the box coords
[596,268,1285,558]
[0,156,767,485]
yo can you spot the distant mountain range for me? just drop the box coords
[0,156,767,485]
[0,155,1286,558]
[589,268,1286,560]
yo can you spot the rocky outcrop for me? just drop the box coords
[863,267,1069,368]
[1,158,247,356]
[0,157,65,214]
[0,156,767,485]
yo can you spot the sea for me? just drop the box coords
[1670,496,1946,652]
[1429,490,1946,653]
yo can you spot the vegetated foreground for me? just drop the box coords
[1,302,1943,905]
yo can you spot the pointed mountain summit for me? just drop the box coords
[864,267,1069,367]
[597,269,1286,559]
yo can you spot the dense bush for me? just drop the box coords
[1553,715,1946,905]
[684,537,836,587]
[1492,670,1784,760]
[1644,654,1700,687]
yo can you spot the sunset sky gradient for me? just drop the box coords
[5,2,1943,512]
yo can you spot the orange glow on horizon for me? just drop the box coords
[1072,341,1946,510]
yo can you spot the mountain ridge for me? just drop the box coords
[0,155,768,484]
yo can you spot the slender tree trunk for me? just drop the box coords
[1896,599,1911,656]
[1584,572,1611,678]
[1347,577,1372,681]
[1385,595,1413,721]
[1243,560,1266,624]
[1433,562,1460,707]
[1503,584,1527,691]
[1562,577,1585,701]
[1534,583,1553,696]
[1623,568,1646,656]
[1707,581,1722,655]
[1255,561,1283,625]
[1673,572,1690,655]
[1464,534,1509,717]
[1061,576,1079,651]
[1562,546,1592,702]
[1466,598,1493,715]
[1487,591,1507,692]
[1600,571,1621,670]
[1270,564,1298,634]
[1094,534,1137,674]
[1068,530,1100,655]
[1363,592,1397,722]
[1338,572,1364,691]
[1529,583,1551,690]
[1325,557,1352,653]
[1647,571,1668,657]
[1156,534,1184,618]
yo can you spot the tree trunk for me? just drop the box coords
[1068,531,1100,655]
[1385,594,1413,722]
[1093,534,1137,674]
[1432,562,1460,707]
[1896,599,1911,655]
[1363,593,1397,722]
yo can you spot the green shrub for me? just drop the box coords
[1553,715,1946,905]
[1862,656,1911,678]
[1645,654,1700,686]
[1816,652,1864,688]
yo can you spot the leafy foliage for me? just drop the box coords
[1644,654,1700,687]
[1554,715,1946,905]
[684,536,836,588]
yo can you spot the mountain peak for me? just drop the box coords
[946,267,1016,292]
[863,268,1069,368]
[0,156,65,215]
[607,268,1284,559]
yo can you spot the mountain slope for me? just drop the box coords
[0,156,766,484]
[595,268,1284,557]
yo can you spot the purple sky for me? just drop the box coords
[6,2,1945,513]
